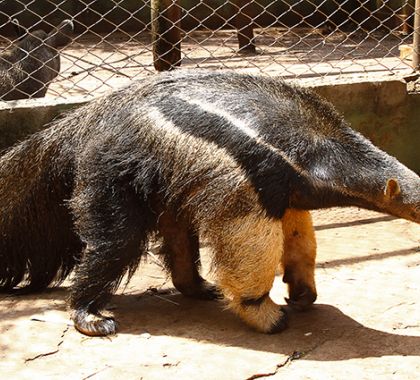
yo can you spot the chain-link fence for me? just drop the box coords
[0,0,419,101]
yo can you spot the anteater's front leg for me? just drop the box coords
[157,209,219,300]
[281,209,317,311]
[210,214,287,333]
[69,171,153,336]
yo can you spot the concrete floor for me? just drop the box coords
[1,208,419,379]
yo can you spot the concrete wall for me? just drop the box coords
[0,79,419,173]
[315,80,420,174]
[0,97,86,153]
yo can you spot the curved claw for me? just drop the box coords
[268,307,289,334]
[72,310,117,336]
[177,280,222,301]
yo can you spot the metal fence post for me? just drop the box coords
[413,0,420,70]
[151,0,182,71]
[233,0,256,53]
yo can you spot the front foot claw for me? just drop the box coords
[72,309,117,336]
[285,286,317,311]
[268,307,289,334]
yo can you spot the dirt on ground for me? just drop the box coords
[1,207,419,379]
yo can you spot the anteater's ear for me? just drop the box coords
[46,19,73,48]
[384,178,401,199]
[12,19,26,41]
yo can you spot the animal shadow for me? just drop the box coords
[2,287,419,362]
[112,291,420,361]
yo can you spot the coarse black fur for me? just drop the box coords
[0,19,73,100]
[0,70,419,335]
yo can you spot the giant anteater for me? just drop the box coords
[0,70,419,336]
[0,19,73,100]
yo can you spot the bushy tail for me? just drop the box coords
[0,131,81,292]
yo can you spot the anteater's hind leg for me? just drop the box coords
[69,178,153,336]
[157,210,219,300]
[209,213,287,333]
[281,209,317,311]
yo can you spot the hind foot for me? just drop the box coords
[72,309,117,336]
[175,277,221,300]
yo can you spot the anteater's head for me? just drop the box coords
[287,125,419,225]
[331,154,420,224]
[378,171,420,224]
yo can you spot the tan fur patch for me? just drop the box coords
[205,209,284,332]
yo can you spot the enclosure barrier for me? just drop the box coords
[0,0,419,100]
[413,0,420,68]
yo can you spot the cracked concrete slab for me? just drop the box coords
[1,207,419,379]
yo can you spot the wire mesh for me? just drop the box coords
[0,0,418,101]
[0,4,419,362]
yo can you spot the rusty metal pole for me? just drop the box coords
[401,1,410,35]
[413,0,420,70]
[151,0,182,71]
[233,0,256,54]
